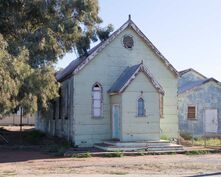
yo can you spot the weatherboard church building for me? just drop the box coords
[36,16,179,147]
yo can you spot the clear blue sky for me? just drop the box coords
[57,0,221,80]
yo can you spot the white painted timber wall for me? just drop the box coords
[74,27,178,146]
[122,72,160,141]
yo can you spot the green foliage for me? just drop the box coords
[72,152,92,158]
[194,138,221,147]
[0,0,112,61]
[0,34,59,115]
[160,134,169,140]
[103,151,124,158]
[97,24,114,41]
[185,150,209,155]
[0,0,111,115]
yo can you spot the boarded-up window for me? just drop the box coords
[138,97,145,117]
[160,95,164,118]
[187,106,196,120]
[92,83,102,117]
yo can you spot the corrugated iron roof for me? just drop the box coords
[56,41,104,81]
[179,68,207,79]
[178,78,220,94]
[108,63,164,95]
[56,17,179,82]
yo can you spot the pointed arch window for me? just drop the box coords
[138,97,145,117]
[92,83,102,117]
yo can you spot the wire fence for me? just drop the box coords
[178,130,221,148]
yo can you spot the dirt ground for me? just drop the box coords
[0,149,221,177]
[1,126,221,177]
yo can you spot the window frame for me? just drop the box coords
[92,82,103,118]
[187,105,197,120]
[137,97,146,117]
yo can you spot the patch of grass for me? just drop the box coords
[72,152,92,158]
[194,138,221,147]
[108,171,128,175]
[160,134,169,140]
[137,150,145,156]
[185,150,209,155]
[103,151,124,158]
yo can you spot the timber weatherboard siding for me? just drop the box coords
[178,70,221,137]
[121,72,160,141]
[36,20,178,147]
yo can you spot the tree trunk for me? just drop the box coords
[19,107,23,144]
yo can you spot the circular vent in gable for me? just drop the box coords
[122,35,134,49]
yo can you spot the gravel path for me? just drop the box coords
[0,149,221,177]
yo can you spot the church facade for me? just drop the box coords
[36,17,179,147]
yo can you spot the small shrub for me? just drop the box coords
[160,134,169,140]
[72,152,92,158]
[104,151,124,158]
[185,150,209,155]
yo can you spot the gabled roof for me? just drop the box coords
[178,78,220,94]
[108,63,164,95]
[179,68,207,79]
[56,17,179,82]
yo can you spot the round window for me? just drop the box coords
[123,35,134,49]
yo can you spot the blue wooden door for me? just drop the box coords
[112,104,120,139]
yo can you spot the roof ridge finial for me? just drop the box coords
[128,14,131,20]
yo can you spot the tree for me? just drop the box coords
[0,34,59,116]
[0,0,112,115]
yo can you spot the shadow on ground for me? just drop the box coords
[0,149,55,163]
[0,126,70,163]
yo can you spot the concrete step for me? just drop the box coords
[94,142,184,152]
[103,140,170,147]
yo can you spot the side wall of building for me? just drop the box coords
[35,77,75,143]
[178,82,221,137]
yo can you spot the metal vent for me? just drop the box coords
[123,35,134,49]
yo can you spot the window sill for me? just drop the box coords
[92,116,104,119]
[187,118,197,121]
[136,115,147,118]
